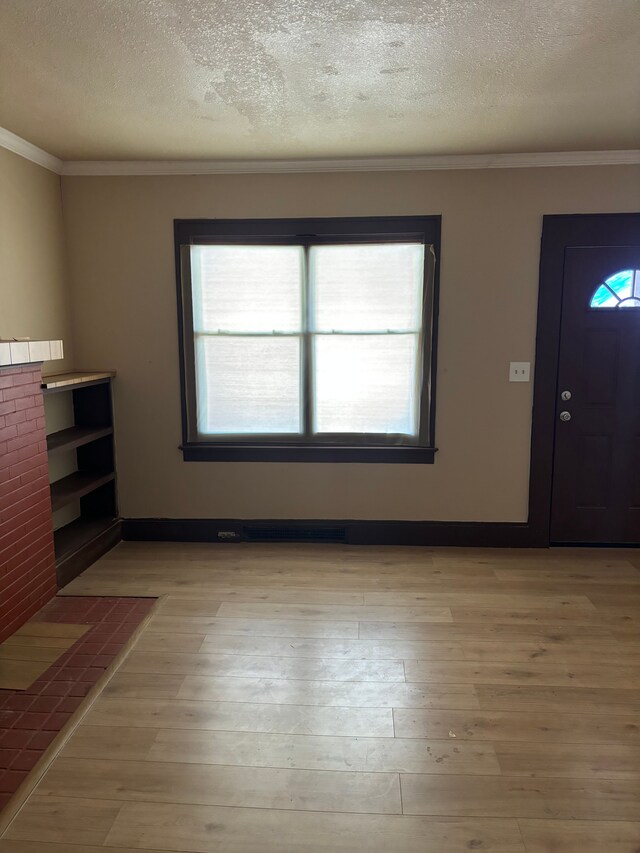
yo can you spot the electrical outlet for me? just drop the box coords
[509,361,531,382]
[218,530,240,540]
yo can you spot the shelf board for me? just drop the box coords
[54,515,118,563]
[47,425,113,455]
[50,470,115,512]
[42,370,115,394]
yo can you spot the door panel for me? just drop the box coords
[575,434,611,509]
[583,329,619,405]
[550,246,640,544]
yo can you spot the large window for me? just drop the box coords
[175,217,440,462]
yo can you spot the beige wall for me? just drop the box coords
[0,147,72,372]
[61,166,640,522]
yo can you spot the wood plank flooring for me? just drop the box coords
[2,542,640,852]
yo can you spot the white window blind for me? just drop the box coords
[190,242,425,440]
[310,243,423,437]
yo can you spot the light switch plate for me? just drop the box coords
[509,361,531,382]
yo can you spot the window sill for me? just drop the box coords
[180,443,437,463]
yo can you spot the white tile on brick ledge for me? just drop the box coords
[9,341,30,364]
[49,340,64,360]
[28,340,51,362]
[0,342,10,366]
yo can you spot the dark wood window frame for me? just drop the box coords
[175,216,441,463]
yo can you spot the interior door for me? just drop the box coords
[550,246,640,544]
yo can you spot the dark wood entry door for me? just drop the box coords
[550,246,640,543]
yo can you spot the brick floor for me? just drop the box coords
[0,595,155,812]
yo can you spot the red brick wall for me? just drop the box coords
[0,364,57,642]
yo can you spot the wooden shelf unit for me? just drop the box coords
[44,372,120,587]
[47,425,113,455]
[50,470,116,512]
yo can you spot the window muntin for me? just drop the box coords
[176,217,440,462]
[590,269,640,309]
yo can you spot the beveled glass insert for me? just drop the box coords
[590,269,640,309]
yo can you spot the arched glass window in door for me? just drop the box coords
[590,269,640,308]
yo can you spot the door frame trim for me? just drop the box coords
[529,212,640,546]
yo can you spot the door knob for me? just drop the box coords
[559,411,571,422]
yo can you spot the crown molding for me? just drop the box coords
[0,126,62,173]
[61,149,640,176]
[1,124,638,177]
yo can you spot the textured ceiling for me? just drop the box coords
[0,0,638,161]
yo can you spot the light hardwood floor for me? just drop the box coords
[2,542,640,852]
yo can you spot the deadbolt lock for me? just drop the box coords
[561,390,572,401]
